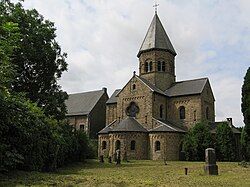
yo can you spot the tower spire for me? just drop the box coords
[153,1,159,14]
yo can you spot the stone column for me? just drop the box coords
[204,148,218,175]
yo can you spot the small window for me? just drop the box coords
[194,110,197,121]
[132,84,136,90]
[160,105,163,119]
[145,62,149,72]
[80,124,85,130]
[179,106,185,120]
[102,141,107,150]
[162,62,166,72]
[130,140,136,150]
[157,61,161,71]
[115,140,120,150]
[149,61,153,72]
[206,107,209,120]
[155,141,161,151]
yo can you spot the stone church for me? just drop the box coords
[98,12,216,161]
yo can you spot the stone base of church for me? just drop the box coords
[98,131,184,161]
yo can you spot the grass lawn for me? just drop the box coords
[0,159,249,187]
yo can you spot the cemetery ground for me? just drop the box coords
[0,160,249,187]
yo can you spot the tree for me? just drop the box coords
[215,122,236,161]
[183,122,213,161]
[241,67,250,161]
[1,0,68,120]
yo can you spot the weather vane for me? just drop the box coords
[153,1,159,14]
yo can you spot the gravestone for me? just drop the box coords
[204,148,218,175]
[99,155,104,163]
[116,149,121,165]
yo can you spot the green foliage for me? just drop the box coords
[1,0,68,120]
[215,122,236,161]
[241,67,250,161]
[183,122,213,161]
[0,1,95,173]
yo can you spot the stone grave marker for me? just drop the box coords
[204,148,218,175]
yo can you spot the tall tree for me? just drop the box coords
[215,122,236,161]
[241,67,250,161]
[183,122,213,161]
[1,0,68,119]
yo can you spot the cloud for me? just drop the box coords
[20,0,250,127]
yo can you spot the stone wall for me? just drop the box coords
[67,115,89,132]
[168,95,202,129]
[149,132,183,160]
[116,76,154,130]
[139,50,176,91]
[106,103,117,125]
[108,132,148,160]
[98,134,110,158]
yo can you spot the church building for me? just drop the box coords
[98,12,216,160]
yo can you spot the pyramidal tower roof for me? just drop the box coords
[137,13,176,57]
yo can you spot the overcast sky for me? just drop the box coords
[20,0,249,127]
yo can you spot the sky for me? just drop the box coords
[19,0,249,127]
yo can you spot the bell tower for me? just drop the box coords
[137,13,176,91]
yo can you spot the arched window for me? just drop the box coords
[194,110,197,121]
[126,102,139,117]
[115,140,120,150]
[145,62,149,72]
[179,106,185,119]
[102,141,107,150]
[155,141,161,151]
[157,61,161,71]
[130,140,136,150]
[162,62,166,72]
[160,105,163,119]
[132,84,136,90]
[149,61,153,72]
[206,107,209,120]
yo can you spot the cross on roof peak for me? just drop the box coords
[153,1,159,14]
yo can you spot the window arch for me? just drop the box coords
[179,106,185,119]
[149,61,153,72]
[145,62,149,72]
[157,61,166,72]
[115,140,120,150]
[160,105,163,119]
[155,141,161,151]
[206,107,209,120]
[132,84,136,90]
[102,141,107,150]
[130,140,136,150]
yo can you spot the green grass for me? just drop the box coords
[0,159,249,187]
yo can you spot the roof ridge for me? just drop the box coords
[68,89,104,95]
[175,77,208,83]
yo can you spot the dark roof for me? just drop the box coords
[106,89,121,104]
[111,117,148,132]
[65,90,105,116]
[98,120,117,134]
[150,118,186,133]
[210,122,241,134]
[137,76,166,95]
[165,78,208,97]
[138,13,176,57]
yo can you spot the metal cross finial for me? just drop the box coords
[153,1,159,14]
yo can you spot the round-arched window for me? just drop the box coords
[130,140,136,150]
[102,141,107,150]
[155,141,161,151]
[206,107,209,120]
[179,106,185,119]
[115,140,121,150]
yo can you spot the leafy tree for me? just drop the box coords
[183,122,213,161]
[241,67,250,161]
[215,122,236,161]
[1,0,68,120]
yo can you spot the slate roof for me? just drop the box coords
[136,76,166,95]
[210,122,241,134]
[165,78,208,97]
[150,118,186,133]
[138,13,176,57]
[111,117,148,132]
[98,120,117,134]
[65,90,105,116]
[106,89,121,104]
